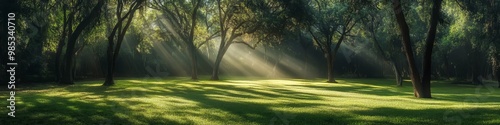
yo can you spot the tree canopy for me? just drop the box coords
[1,0,499,96]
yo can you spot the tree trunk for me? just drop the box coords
[392,0,424,98]
[103,67,114,86]
[103,0,143,86]
[326,52,335,83]
[57,10,73,82]
[420,0,442,97]
[325,39,335,83]
[103,38,115,86]
[54,37,66,82]
[392,0,441,98]
[327,32,346,83]
[212,57,222,80]
[188,43,198,80]
[188,0,201,80]
[211,52,224,80]
[211,43,230,80]
[212,0,225,80]
[60,0,104,85]
[55,7,69,82]
[211,40,225,80]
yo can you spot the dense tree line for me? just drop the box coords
[1,0,499,98]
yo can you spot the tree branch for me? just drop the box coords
[308,28,326,53]
[197,30,221,49]
[234,41,260,50]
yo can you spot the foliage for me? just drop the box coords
[1,0,498,86]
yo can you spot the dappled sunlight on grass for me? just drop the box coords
[0,78,499,124]
[127,79,167,84]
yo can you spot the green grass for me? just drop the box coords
[1,77,499,125]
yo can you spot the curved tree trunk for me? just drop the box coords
[420,0,442,97]
[60,0,104,85]
[211,43,230,80]
[392,0,441,98]
[103,0,144,86]
[392,0,423,98]
[211,0,226,81]
[211,58,222,80]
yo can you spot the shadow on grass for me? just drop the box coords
[287,78,415,97]
[3,78,499,124]
[0,94,183,125]
[351,107,500,125]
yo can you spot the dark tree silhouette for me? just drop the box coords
[391,0,442,98]
[60,0,105,84]
[103,0,145,86]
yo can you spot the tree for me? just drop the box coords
[210,0,263,80]
[363,11,404,86]
[455,0,500,87]
[54,2,70,82]
[103,0,145,86]
[59,0,105,84]
[150,0,204,80]
[306,0,363,83]
[391,0,442,98]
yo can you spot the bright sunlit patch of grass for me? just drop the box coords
[0,78,499,124]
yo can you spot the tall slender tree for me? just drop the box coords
[306,0,364,83]
[103,0,145,86]
[391,0,442,98]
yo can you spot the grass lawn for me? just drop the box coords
[1,77,499,125]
